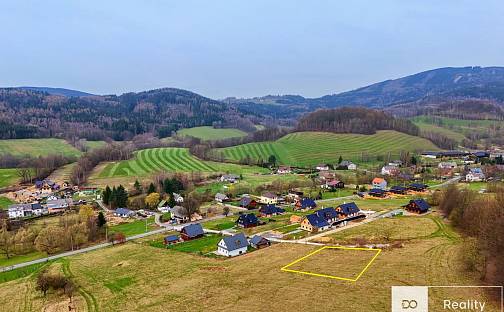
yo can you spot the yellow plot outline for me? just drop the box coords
[280,246,382,282]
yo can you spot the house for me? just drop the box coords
[180,223,205,241]
[164,235,180,245]
[315,207,339,224]
[472,151,490,159]
[114,208,135,218]
[336,202,360,218]
[404,199,430,214]
[287,190,304,200]
[337,160,357,170]
[259,204,285,217]
[171,206,189,224]
[239,197,258,209]
[8,204,32,219]
[466,168,485,182]
[409,183,428,192]
[388,160,403,167]
[323,180,345,190]
[249,235,270,249]
[438,162,457,169]
[301,214,330,232]
[289,215,303,224]
[215,193,229,203]
[368,188,387,198]
[295,198,317,210]
[220,174,240,183]
[277,166,292,174]
[236,213,259,228]
[172,193,184,203]
[372,177,387,189]
[389,186,408,195]
[259,192,278,204]
[381,166,400,176]
[45,199,70,213]
[316,164,330,171]
[217,233,248,257]
[31,203,47,216]
[319,171,336,181]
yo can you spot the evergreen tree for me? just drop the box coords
[97,212,107,227]
[147,183,156,194]
[116,185,128,207]
[103,186,111,206]
[110,186,117,208]
[168,194,176,207]
[268,155,277,167]
[338,155,343,164]
[133,180,142,193]
[163,178,174,194]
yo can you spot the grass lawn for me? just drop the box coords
[317,197,413,212]
[201,217,237,230]
[0,168,20,188]
[321,188,356,199]
[0,251,47,268]
[84,140,107,150]
[152,234,222,255]
[0,196,14,209]
[0,138,81,157]
[177,126,247,140]
[109,217,156,237]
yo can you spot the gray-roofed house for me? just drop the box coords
[171,206,189,224]
[249,235,270,249]
[215,193,229,203]
[114,208,135,218]
[180,223,205,241]
[217,233,249,257]
[45,199,71,213]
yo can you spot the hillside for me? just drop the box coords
[176,126,248,140]
[215,130,440,166]
[16,86,94,97]
[0,138,82,157]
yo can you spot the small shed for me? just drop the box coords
[164,235,180,245]
[249,235,270,249]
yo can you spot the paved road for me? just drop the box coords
[430,176,461,188]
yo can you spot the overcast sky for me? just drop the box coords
[1,0,503,99]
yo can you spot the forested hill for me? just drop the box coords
[0,88,258,140]
[296,107,419,135]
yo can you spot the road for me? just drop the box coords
[430,176,461,188]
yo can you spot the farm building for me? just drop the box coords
[337,160,356,170]
[372,178,387,189]
[277,166,292,174]
[217,233,248,257]
[301,214,330,233]
[404,199,430,214]
[315,207,339,224]
[259,205,285,217]
[236,213,259,228]
[215,193,229,203]
[164,235,180,245]
[180,223,205,241]
[316,164,330,171]
[171,206,189,224]
[408,183,428,192]
[295,198,317,210]
[389,186,408,195]
[323,180,345,190]
[259,192,278,204]
[249,235,270,249]
[239,197,258,209]
[368,188,387,198]
[114,208,135,218]
[336,202,360,218]
[220,174,240,183]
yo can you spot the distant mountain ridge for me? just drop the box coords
[16,86,95,97]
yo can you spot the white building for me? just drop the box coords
[466,168,485,182]
[215,193,229,203]
[277,166,292,174]
[217,233,248,257]
[173,193,184,203]
[438,162,457,169]
[381,166,400,176]
[316,164,330,171]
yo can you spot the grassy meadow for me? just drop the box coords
[177,126,247,140]
[0,138,82,157]
[0,213,498,311]
[0,168,19,188]
[411,115,504,139]
[215,130,440,167]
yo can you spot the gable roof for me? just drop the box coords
[164,235,179,243]
[237,213,259,225]
[249,235,269,245]
[372,177,386,184]
[259,204,285,215]
[115,208,132,215]
[299,198,317,208]
[337,202,360,215]
[315,207,339,221]
[221,233,248,251]
[181,223,204,238]
[327,180,343,186]
[390,185,407,192]
[261,192,277,199]
[305,214,330,228]
[339,160,354,166]
[409,183,428,189]
[368,188,386,195]
[239,197,255,206]
[215,193,228,200]
[171,205,187,218]
[411,199,430,212]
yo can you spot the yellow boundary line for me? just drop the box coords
[280,246,382,282]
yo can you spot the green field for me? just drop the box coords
[411,115,504,139]
[215,131,440,166]
[0,168,19,188]
[177,126,247,140]
[412,119,467,142]
[83,140,107,150]
[0,196,14,209]
[98,147,267,178]
[0,138,81,157]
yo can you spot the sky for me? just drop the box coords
[1,0,504,99]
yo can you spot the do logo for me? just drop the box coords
[401,300,418,309]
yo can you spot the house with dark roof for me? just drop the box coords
[249,235,270,249]
[114,208,135,218]
[236,213,259,228]
[301,214,330,232]
[217,233,248,257]
[295,198,317,210]
[164,235,180,245]
[315,207,339,224]
[323,180,345,190]
[336,202,360,218]
[337,160,356,170]
[404,199,430,214]
[180,223,205,241]
[389,186,408,195]
[368,188,387,198]
[259,205,285,217]
[408,183,428,192]
[239,197,258,209]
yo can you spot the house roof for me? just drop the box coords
[327,180,343,186]
[305,214,330,228]
[411,199,430,212]
[368,188,386,195]
[171,206,187,218]
[339,160,354,166]
[315,207,339,221]
[299,198,316,208]
[337,202,360,215]
[181,223,204,238]
[164,235,179,243]
[262,192,277,199]
[249,235,269,245]
[372,177,386,184]
[259,204,285,215]
[317,163,328,167]
[239,197,255,206]
[409,183,428,189]
[46,199,69,208]
[115,208,132,215]
[390,186,407,192]
[221,233,248,251]
[215,193,228,200]
[237,213,259,225]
